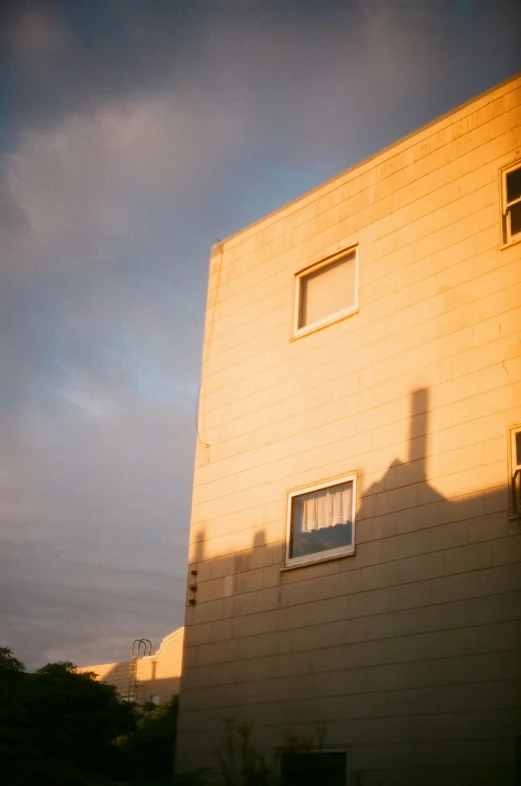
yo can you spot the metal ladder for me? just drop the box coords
[127,638,152,702]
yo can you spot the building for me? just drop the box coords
[77,627,184,705]
[176,73,521,785]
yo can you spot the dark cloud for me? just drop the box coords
[3,1,518,141]
[0,540,182,667]
[0,0,520,668]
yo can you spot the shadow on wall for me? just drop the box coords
[177,388,521,784]
[77,627,184,706]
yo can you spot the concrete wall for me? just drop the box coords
[78,627,184,705]
[176,74,521,785]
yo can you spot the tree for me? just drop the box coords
[0,647,25,673]
[0,649,136,785]
[121,695,182,784]
[0,647,31,783]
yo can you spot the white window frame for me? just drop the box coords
[293,246,359,338]
[508,424,521,519]
[500,161,521,246]
[284,473,357,568]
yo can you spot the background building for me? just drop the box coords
[176,73,521,784]
[78,627,184,705]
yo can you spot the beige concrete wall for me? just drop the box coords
[78,627,184,705]
[77,658,130,697]
[176,74,521,784]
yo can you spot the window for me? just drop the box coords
[285,475,356,567]
[280,751,348,786]
[295,249,358,335]
[501,162,521,244]
[149,693,160,706]
[509,425,521,518]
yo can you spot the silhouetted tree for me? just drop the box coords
[122,695,186,784]
[0,648,136,785]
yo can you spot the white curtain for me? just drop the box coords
[295,482,352,533]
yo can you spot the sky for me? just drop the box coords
[1,0,520,670]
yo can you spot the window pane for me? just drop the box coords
[515,431,521,467]
[290,481,353,559]
[510,202,521,237]
[299,254,356,328]
[281,752,347,786]
[506,166,521,203]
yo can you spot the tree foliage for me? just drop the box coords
[1,647,341,785]
[122,695,185,785]
[0,647,135,785]
[0,646,210,785]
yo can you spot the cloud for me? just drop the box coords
[0,379,194,669]
[0,538,182,668]
[5,2,71,69]
[3,90,251,277]
[1,0,520,670]
[0,87,215,666]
